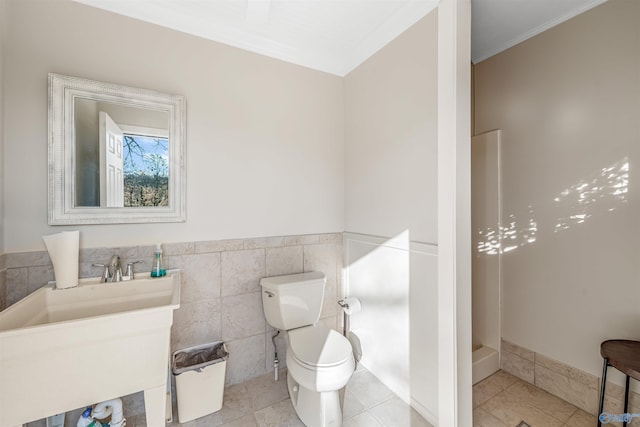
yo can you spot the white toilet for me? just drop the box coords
[260,272,355,427]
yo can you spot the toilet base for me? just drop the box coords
[288,373,343,427]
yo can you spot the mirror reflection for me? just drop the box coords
[74,99,169,208]
[48,73,185,225]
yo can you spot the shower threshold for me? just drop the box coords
[472,345,500,385]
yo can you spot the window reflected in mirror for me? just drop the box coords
[74,98,170,208]
[123,133,169,207]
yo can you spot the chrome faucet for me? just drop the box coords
[110,255,123,282]
[93,256,141,282]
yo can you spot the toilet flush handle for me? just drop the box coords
[264,290,275,298]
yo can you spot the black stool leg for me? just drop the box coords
[598,358,608,427]
[623,375,630,427]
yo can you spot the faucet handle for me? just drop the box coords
[124,260,142,280]
[92,263,111,283]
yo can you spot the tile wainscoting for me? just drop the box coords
[0,233,343,424]
[501,339,640,422]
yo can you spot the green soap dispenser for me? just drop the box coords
[151,243,167,278]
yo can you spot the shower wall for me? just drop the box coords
[471,130,501,353]
[471,130,501,384]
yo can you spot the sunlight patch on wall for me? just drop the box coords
[343,231,439,420]
[476,206,537,255]
[554,158,629,233]
[475,159,629,255]
[502,207,538,253]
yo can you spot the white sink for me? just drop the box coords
[0,270,180,427]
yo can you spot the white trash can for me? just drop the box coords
[172,341,229,423]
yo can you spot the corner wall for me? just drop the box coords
[474,0,640,386]
[344,11,438,245]
[343,10,439,423]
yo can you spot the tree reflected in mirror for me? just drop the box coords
[123,134,169,207]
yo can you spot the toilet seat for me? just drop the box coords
[288,324,353,368]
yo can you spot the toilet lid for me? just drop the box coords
[289,324,353,368]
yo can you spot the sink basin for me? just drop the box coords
[0,270,180,427]
[0,271,180,330]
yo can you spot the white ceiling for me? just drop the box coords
[75,0,608,76]
[471,0,607,63]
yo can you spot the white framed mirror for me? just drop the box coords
[48,73,186,224]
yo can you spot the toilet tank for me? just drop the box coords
[260,272,326,330]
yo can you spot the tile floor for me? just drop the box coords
[126,365,434,427]
[473,370,597,427]
[57,369,604,427]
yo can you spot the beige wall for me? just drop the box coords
[344,11,438,244]
[2,0,344,252]
[474,0,640,381]
[343,10,439,422]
